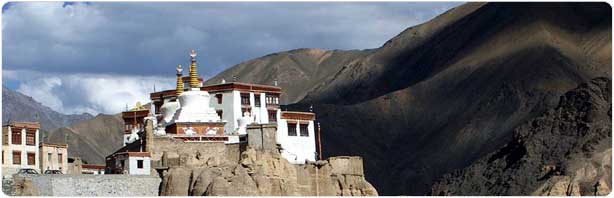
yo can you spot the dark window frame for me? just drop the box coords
[266,95,279,105]
[137,160,144,169]
[26,131,36,146]
[268,110,277,123]
[12,130,21,145]
[215,94,223,104]
[241,93,250,105]
[13,151,21,165]
[300,124,309,137]
[254,94,261,107]
[288,123,297,136]
[242,108,251,116]
[27,152,35,165]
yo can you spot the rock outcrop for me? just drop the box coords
[159,147,377,196]
[430,77,612,196]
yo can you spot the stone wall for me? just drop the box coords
[150,137,243,169]
[9,174,160,196]
[247,124,277,151]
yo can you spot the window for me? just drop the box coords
[216,110,223,118]
[300,124,309,137]
[48,153,52,163]
[216,94,223,104]
[12,130,21,145]
[2,151,4,164]
[288,123,297,136]
[268,110,277,123]
[241,93,250,105]
[254,94,261,107]
[26,131,36,146]
[13,151,21,165]
[266,95,279,105]
[242,108,251,116]
[27,153,35,165]
[58,153,63,164]
[137,160,144,169]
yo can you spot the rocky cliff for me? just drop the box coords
[159,147,377,196]
[430,77,611,196]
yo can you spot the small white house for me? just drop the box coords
[107,152,151,175]
[277,111,317,164]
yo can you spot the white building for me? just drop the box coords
[107,152,150,175]
[202,82,282,135]
[39,143,68,174]
[2,122,40,176]
[146,50,318,164]
[277,111,317,164]
[81,164,105,174]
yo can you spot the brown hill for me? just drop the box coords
[47,114,124,164]
[430,77,611,195]
[206,2,611,195]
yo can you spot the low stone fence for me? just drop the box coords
[8,174,160,196]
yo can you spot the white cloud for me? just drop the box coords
[5,69,174,115]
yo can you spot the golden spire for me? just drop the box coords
[176,64,184,96]
[189,49,200,89]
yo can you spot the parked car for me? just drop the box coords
[44,170,63,174]
[16,168,39,175]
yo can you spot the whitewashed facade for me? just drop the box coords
[2,122,40,176]
[39,143,68,174]
[277,112,317,164]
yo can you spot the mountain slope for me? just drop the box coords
[430,77,611,195]
[2,86,93,131]
[47,114,124,164]
[206,2,611,195]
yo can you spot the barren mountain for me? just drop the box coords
[2,86,93,131]
[46,114,124,164]
[206,2,611,195]
[430,77,611,195]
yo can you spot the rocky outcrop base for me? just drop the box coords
[159,147,377,196]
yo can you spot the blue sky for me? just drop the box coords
[2,2,462,115]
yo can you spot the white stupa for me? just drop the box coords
[170,50,221,123]
[171,88,221,122]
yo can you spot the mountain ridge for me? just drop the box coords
[2,86,94,131]
[206,2,611,195]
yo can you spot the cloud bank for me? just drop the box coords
[4,70,174,115]
[2,2,461,115]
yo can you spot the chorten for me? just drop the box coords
[165,50,225,135]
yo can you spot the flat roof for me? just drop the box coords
[3,122,40,129]
[40,143,68,148]
[151,82,282,100]
[281,111,316,120]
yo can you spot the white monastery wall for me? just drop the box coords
[276,120,316,164]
